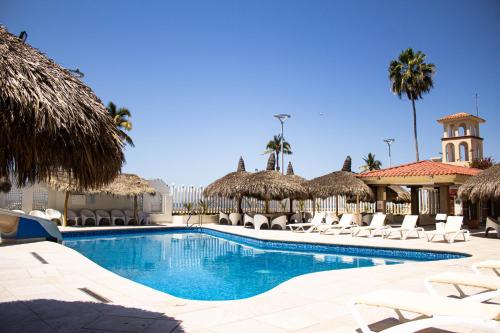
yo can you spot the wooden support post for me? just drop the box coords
[376,186,387,213]
[134,195,138,224]
[410,186,420,216]
[438,185,450,215]
[63,192,70,227]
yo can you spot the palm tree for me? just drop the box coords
[389,48,436,161]
[107,102,134,147]
[264,134,292,171]
[360,153,382,172]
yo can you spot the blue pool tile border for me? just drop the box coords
[62,227,469,261]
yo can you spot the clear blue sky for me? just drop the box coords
[2,0,499,186]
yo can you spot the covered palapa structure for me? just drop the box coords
[47,173,155,225]
[0,26,124,189]
[242,154,308,213]
[203,157,250,213]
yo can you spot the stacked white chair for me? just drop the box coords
[138,211,151,225]
[228,213,242,226]
[218,212,230,224]
[45,208,63,225]
[253,214,269,230]
[270,215,287,230]
[67,210,80,226]
[95,209,111,226]
[29,210,49,220]
[80,209,96,226]
[243,214,254,227]
[124,209,136,225]
[111,209,126,225]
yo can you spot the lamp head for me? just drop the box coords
[384,138,395,145]
[274,114,291,123]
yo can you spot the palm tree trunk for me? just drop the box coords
[411,98,420,161]
[275,150,280,171]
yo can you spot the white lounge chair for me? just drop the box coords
[321,213,355,235]
[486,217,500,238]
[308,213,338,233]
[270,215,287,230]
[228,213,242,226]
[218,212,230,225]
[350,289,500,333]
[95,209,111,226]
[11,209,25,214]
[325,212,339,224]
[111,209,126,225]
[425,272,500,303]
[243,214,254,228]
[351,214,388,237]
[435,213,447,222]
[382,215,423,240]
[29,210,49,220]
[124,209,137,225]
[67,210,80,226]
[80,209,96,226]
[45,208,63,225]
[426,216,469,243]
[287,212,325,232]
[253,214,269,230]
[473,260,500,276]
[138,211,151,225]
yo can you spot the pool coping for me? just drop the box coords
[61,225,472,260]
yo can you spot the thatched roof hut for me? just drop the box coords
[0,26,124,189]
[388,186,411,203]
[304,171,374,200]
[47,173,155,197]
[242,155,308,208]
[203,157,250,199]
[458,164,500,203]
[47,173,155,225]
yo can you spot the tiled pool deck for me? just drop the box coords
[0,223,498,333]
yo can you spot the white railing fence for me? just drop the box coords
[169,185,417,215]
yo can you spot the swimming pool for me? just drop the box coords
[63,228,466,301]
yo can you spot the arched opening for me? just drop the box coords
[448,124,455,137]
[458,123,467,136]
[459,142,469,161]
[445,143,455,162]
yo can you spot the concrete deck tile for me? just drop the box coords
[210,318,287,333]
[84,314,155,332]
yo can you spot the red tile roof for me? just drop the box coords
[358,160,480,178]
[437,112,485,123]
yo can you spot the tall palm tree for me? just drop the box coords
[360,153,382,172]
[389,48,436,161]
[264,134,292,171]
[107,102,134,147]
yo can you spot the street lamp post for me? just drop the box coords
[273,114,291,174]
[383,138,395,167]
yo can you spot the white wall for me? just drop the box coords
[0,179,174,223]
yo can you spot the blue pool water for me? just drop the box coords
[63,228,466,301]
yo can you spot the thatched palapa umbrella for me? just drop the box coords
[242,154,307,213]
[458,164,500,203]
[0,26,124,189]
[304,161,374,217]
[203,157,250,213]
[47,173,155,225]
